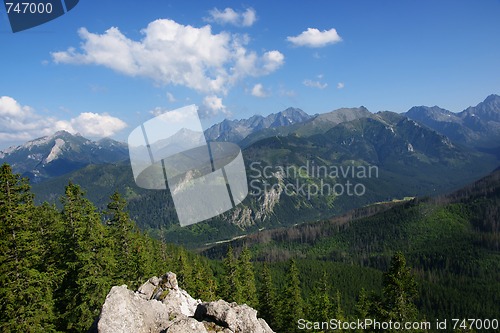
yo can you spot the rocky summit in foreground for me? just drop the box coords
[93,272,274,333]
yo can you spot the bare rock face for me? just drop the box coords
[95,272,274,333]
[195,300,274,333]
[97,285,169,333]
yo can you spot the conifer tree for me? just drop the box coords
[58,182,115,332]
[105,191,141,287]
[355,288,371,320]
[382,252,418,325]
[191,258,218,301]
[308,271,332,324]
[0,164,56,332]
[221,245,243,302]
[176,249,194,291]
[258,263,279,330]
[280,259,304,333]
[237,246,258,308]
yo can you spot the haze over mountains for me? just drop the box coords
[2,94,498,183]
[405,94,500,148]
[1,94,496,246]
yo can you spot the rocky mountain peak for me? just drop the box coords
[94,272,274,333]
[462,94,500,122]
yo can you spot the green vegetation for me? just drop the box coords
[203,169,500,327]
[2,163,500,332]
[30,110,498,249]
[0,164,216,332]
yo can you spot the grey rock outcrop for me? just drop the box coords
[95,272,274,333]
[97,285,169,333]
[195,300,274,333]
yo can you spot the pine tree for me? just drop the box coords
[105,191,141,288]
[58,182,115,332]
[0,164,56,332]
[237,246,258,308]
[308,271,333,325]
[176,249,194,291]
[382,252,418,325]
[191,258,218,301]
[280,259,304,333]
[221,245,242,302]
[332,290,346,326]
[355,288,370,320]
[258,263,279,330]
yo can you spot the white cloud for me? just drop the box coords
[52,19,282,95]
[150,107,170,117]
[303,79,328,89]
[0,96,126,145]
[337,82,345,89]
[287,28,342,48]
[241,8,257,27]
[69,113,127,137]
[203,95,226,114]
[166,92,176,103]
[262,50,285,73]
[251,83,268,98]
[205,7,257,27]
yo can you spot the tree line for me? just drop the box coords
[1,163,427,332]
[0,164,215,332]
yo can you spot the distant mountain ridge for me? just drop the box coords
[0,131,128,182]
[204,107,311,143]
[31,108,498,247]
[2,94,499,185]
[405,94,500,147]
[239,106,374,147]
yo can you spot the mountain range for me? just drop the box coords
[200,165,500,321]
[204,107,311,143]
[405,94,500,148]
[0,131,128,182]
[0,94,492,247]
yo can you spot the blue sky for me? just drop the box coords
[1,0,499,148]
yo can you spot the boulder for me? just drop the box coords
[96,272,275,333]
[97,285,169,333]
[195,300,274,333]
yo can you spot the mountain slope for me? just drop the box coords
[31,111,498,248]
[0,131,128,182]
[201,168,500,320]
[405,94,500,147]
[240,106,373,147]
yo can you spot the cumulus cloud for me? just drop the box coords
[287,28,342,48]
[337,82,345,89]
[303,79,328,89]
[203,95,227,115]
[52,19,282,95]
[205,7,257,27]
[251,83,268,98]
[69,113,127,137]
[0,96,126,145]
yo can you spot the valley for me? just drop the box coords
[5,94,496,247]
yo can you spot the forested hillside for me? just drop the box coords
[3,162,466,332]
[0,164,216,332]
[202,168,500,326]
